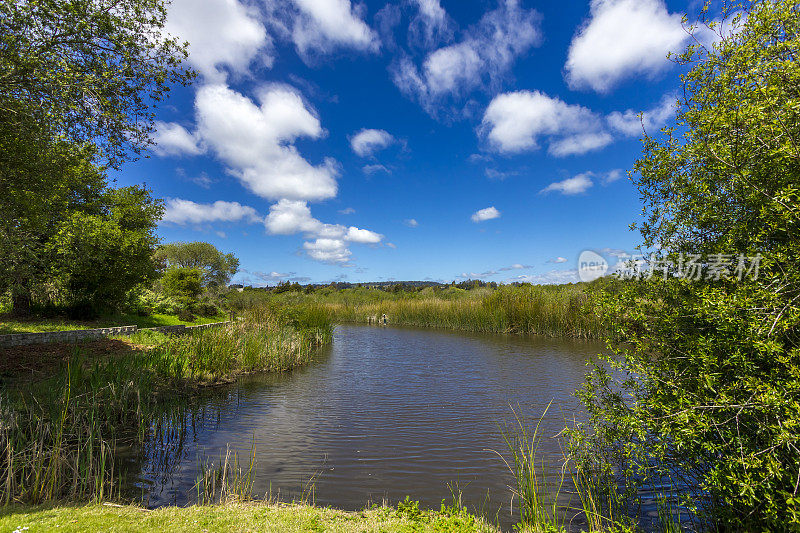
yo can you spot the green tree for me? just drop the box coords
[155,242,239,289]
[53,186,164,315]
[0,0,193,168]
[161,267,203,311]
[578,2,800,529]
[0,118,107,315]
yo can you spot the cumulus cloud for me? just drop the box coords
[392,0,541,114]
[471,206,501,222]
[547,257,568,264]
[541,173,594,195]
[267,0,379,59]
[195,83,338,201]
[303,238,352,263]
[338,207,356,214]
[162,199,261,225]
[350,128,395,157]
[607,93,677,137]
[565,0,688,93]
[404,218,419,228]
[482,91,612,156]
[165,0,270,82]
[264,199,383,264]
[152,122,204,157]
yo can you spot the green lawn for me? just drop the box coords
[0,313,228,335]
[0,502,498,532]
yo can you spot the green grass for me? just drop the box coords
[0,313,228,335]
[0,502,500,532]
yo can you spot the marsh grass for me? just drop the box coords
[0,357,155,504]
[246,284,604,338]
[495,403,569,531]
[144,305,333,383]
[0,305,333,506]
[195,445,257,505]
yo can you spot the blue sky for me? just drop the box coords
[115,0,714,286]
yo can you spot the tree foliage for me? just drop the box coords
[577,1,800,529]
[0,0,193,168]
[155,242,239,289]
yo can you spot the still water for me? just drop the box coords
[133,324,604,529]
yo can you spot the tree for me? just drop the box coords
[0,0,193,168]
[155,242,239,289]
[578,2,800,529]
[0,116,107,315]
[53,186,164,315]
[161,267,203,310]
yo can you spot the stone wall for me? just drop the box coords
[0,321,231,348]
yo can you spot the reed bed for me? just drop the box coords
[0,305,333,506]
[298,284,604,338]
[144,305,333,383]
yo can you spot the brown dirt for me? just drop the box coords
[0,339,148,384]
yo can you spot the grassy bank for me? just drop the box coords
[231,283,605,339]
[0,312,228,335]
[0,305,333,505]
[0,501,499,532]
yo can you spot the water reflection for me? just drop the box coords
[126,325,605,530]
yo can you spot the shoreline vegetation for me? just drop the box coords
[231,283,607,339]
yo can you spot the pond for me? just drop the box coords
[131,324,605,530]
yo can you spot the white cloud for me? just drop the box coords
[392,0,541,114]
[350,128,395,157]
[165,0,270,82]
[345,226,383,243]
[195,83,338,201]
[547,257,568,264]
[269,0,379,58]
[264,199,322,235]
[549,133,614,157]
[404,218,419,228]
[162,199,261,225]
[602,169,624,184]
[509,269,579,285]
[471,206,501,222]
[482,91,612,156]
[152,121,204,156]
[303,238,352,264]
[264,199,383,264]
[408,0,453,48]
[541,173,594,195]
[565,0,688,93]
[338,207,356,214]
[607,93,677,137]
[363,164,390,175]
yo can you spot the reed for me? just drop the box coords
[245,284,604,338]
[144,305,333,383]
[0,305,333,506]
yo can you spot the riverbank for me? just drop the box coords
[0,501,499,532]
[0,304,334,505]
[230,283,606,339]
[0,312,229,335]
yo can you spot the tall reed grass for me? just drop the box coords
[145,305,333,383]
[0,305,333,506]
[261,284,604,338]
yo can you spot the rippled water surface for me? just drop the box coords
[133,324,604,529]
